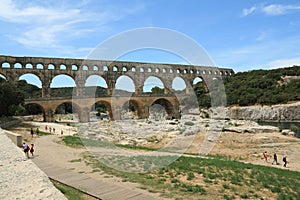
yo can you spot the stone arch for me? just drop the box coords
[121,100,140,119]
[113,66,118,71]
[150,98,177,119]
[1,62,11,68]
[48,64,55,70]
[93,65,98,71]
[54,101,79,122]
[14,63,22,68]
[60,64,67,70]
[172,77,187,92]
[25,63,33,69]
[24,103,45,122]
[122,66,128,72]
[82,65,89,71]
[36,63,44,69]
[193,76,209,92]
[50,74,76,97]
[85,74,108,96]
[115,75,135,93]
[18,73,43,89]
[143,76,165,93]
[71,64,78,70]
[91,100,112,120]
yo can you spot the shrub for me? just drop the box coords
[290,124,299,132]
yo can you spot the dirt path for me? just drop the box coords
[27,132,167,199]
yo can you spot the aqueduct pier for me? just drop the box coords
[0,55,234,122]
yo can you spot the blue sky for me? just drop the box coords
[1,0,300,73]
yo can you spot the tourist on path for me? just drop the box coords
[30,128,34,138]
[29,144,35,157]
[36,128,40,137]
[283,156,287,167]
[23,142,29,158]
[263,151,268,162]
[272,153,278,165]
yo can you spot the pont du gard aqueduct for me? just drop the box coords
[0,55,234,122]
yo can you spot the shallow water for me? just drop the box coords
[258,121,300,137]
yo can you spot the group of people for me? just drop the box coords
[30,128,40,138]
[263,151,288,167]
[45,125,55,133]
[23,142,34,158]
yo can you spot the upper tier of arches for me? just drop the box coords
[0,55,234,98]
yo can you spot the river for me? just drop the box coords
[258,121,300,137]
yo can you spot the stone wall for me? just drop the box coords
[0,129,67,200]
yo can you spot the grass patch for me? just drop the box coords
[63,137,300,199]
[82,154,300,199]
[51,179,98,200]
[62,135,159,151]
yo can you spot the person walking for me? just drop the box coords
[36,128,40,137]
[283,156,287,167]
[29,144,35,157]
[263,151,268,162]
[23,142,29,158]
[272,153,278,165]
[30,128,34,138]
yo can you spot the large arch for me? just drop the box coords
[90,100,112,120]
[19,73,42,88]
[24,103,45,122]
[143,76,165,93]
[85,74,108,97]
[172,77,186,93]
[150,98,177,119]
[121,99,141,119]
[51,74,76,97]
[115,75,135,93]
[55,101,79,123]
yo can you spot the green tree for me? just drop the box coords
[0,80,25,116]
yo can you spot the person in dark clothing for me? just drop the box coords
[272,153,278,165]
[29,144,34,157]
[30,128,34,138]
[283,156,287,167]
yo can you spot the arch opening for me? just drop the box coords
[51,75,76,97]
[85,75,108,97]
[143,76,164,94]
[115,75,135,93]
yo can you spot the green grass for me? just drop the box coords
[63,136,300,199]
[62,135,158,151]
[51,180,97,200]
[80,152,300,199]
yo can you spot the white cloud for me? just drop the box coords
[0,0,144,53]
[242,6,256,17]
[267,57,300,69]
[242,4,300,17]
[262,4,300,16]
